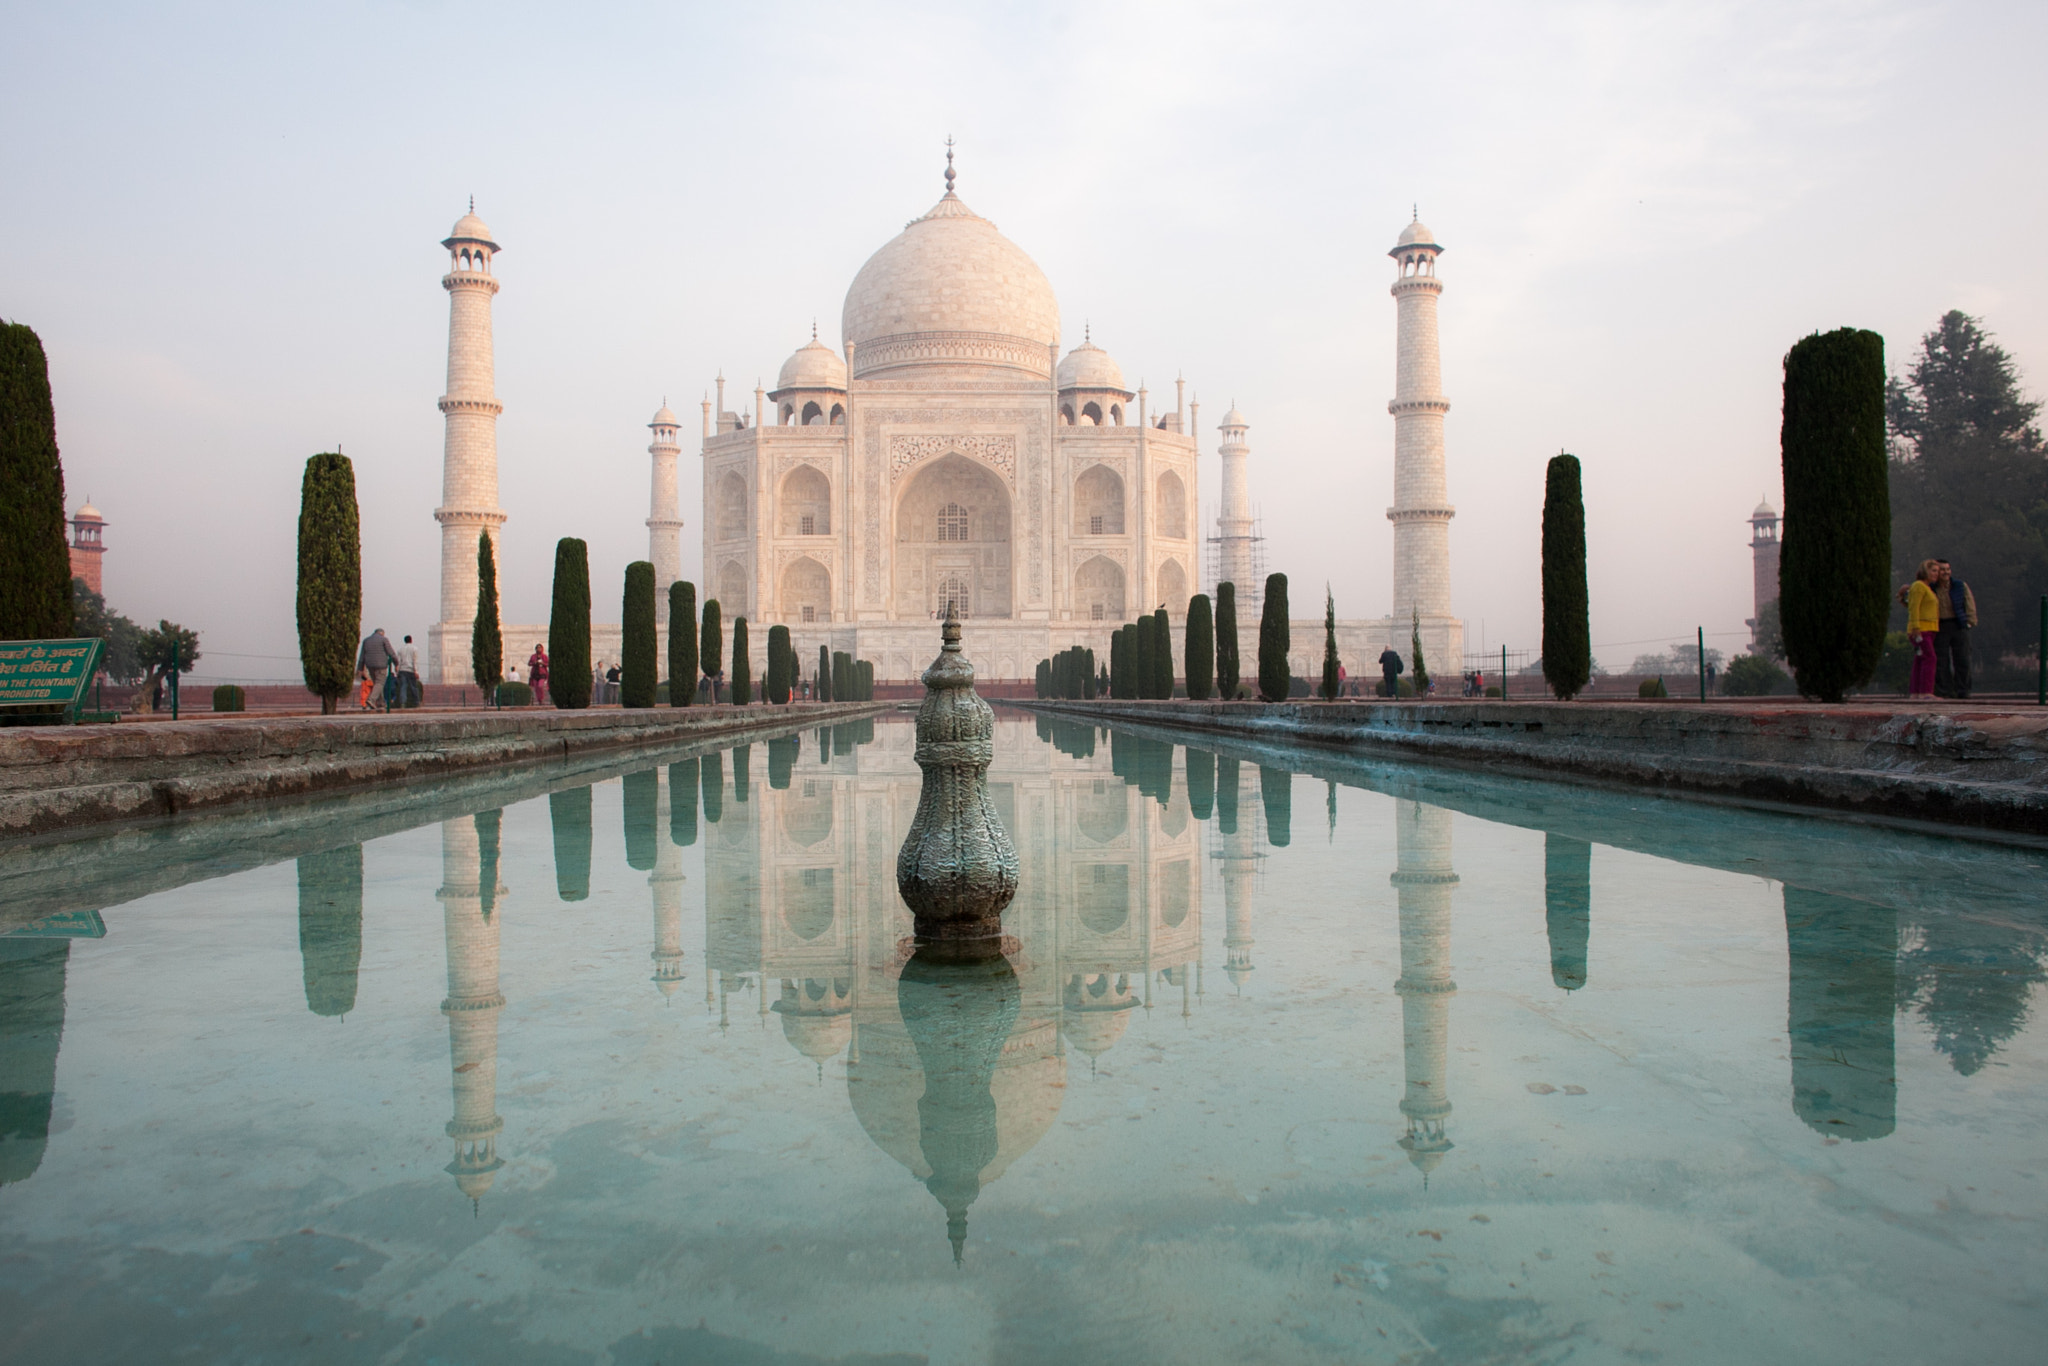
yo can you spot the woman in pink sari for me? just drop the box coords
[527,643,550,706]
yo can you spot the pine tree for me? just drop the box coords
[1781,327,1890,702]
[549,538,593,709]
[1216,581,1241,700]
[731,617,752,704]
[818,644,832,702]
[620,560,656,707]
[1541,453,1592,700]
[1184,594,1214,700]
[473,532,504,692]
[1320,586,1340,700]
[0,322,74,640]
[1258,573,1291,702]
[766,624,793,704]
[668,581,697,706]
[700,599,723,702]
[295,452,360,713]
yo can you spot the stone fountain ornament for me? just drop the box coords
[895,606,1019,953]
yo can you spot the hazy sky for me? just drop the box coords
[6,1,2043,681]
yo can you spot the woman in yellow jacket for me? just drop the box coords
[1901,559,1941,699]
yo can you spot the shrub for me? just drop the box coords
[0,322,73,641]
[294,453,360,713]
[668,581,697,707]
[495,680,534,706]
[1258,573,1291,702]
[766,624,793,704]
[1484,685,1502,698]
[473,532,503,691]
[1215,582,1241,700]
[1638,677,1668,698]
[1781,327,1890,702]
[731,618,752,704]
[212,684,245,713]
[1722,653,1790,697]
[700,599,723,702]
[549,539,593,709]
[1542,453,1592,700]
[1319,586,1339,700]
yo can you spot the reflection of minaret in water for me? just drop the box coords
[439,814,507,1209]
[1391,799,1458,1178]
[650,770,686,998]
[1218,759,1261,991]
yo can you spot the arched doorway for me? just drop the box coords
[778,466,830,535]
[894,452,1012,619]
[1157,558,1188,615]
[1073,465,1124,536]
[1075,555,1126,622]
[1156,470,1187,539]
[780,556,831,623]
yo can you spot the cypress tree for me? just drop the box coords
[549,538,593,709]
[668,581,697,707]
[1131,619,1154,698]
[768,734,798,787]
[731,618,752,704]
[1185,594,1214,700]
[858,659,873,700]
[1186,747,1216,819]
[620,560,657,707]
[669,757,700,847]
[701,751,724,823]
[1082,647,1098,699]
[1152,608,1173,698]
[766,624,793,704]
[733,743,752,803]
[0,322,72,641]
[700,599,723,702]
[1410,608,1430,696]
[472,532,504,691]
[296,845,363,1018]
[1257,573,1291,702]
[549,787,592,902]
[295,452,360,714]
[1782,327,1891,702]
[1320,586,1340,700]
[818,644,832,702]
[1260,764,1292,846]
[1216,754,1240,834]
[622,767,658,871]
[1036,659,1051,698]
[1216,581,1241,700]
[1541,453,1592,700]
[1109,628,1129,698]
[832,650,850,703]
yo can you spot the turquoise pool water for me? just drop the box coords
[2,711,2044,1364]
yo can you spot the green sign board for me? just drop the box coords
[0,638,104,708]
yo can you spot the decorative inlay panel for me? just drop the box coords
[889,434,1017,485]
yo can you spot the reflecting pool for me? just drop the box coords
[2,711,2045,1364]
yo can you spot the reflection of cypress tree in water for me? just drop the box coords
[897,948,1021,1265]
[1109,732,1174,807]
[477,808,502,920]
[0,939,70,1188]
[669,757,699,847]
[1543,833,1591,992]
[623,768,658,872]
[1898,913,2047,1076]
[1786,886,1897,1141]
[1260,766,1292,848]
[1047,719,1096,761]
[549,788,592,902]
[830,717,876,755]
[440,815,508,1209]
[295,845,364,1017]
[701,753,724,824]
[732,745,752,805]
[1185,748,1215,820]
[1392,800,1458,1179]
[767,734,799,790]
[1326,780,1337,842]
[1216,755,1240,835]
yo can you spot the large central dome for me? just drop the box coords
[841,189,1060,380]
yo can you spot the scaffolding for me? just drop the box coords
[1205,509,1267,622]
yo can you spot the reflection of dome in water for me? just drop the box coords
[1061,972,1138,1059]
[775,979,853,1065]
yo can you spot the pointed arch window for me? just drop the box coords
[937,503,969,542]
[936,574,971,619]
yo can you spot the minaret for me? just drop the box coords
[429,203,506,685]
[1747,498,1781,649]
[439,814,507,1209]
[1219,758,1260,991]
[650,769,686,997]
[67,499,106,597]
[1391,798,1458,1178]
[647,403,684,594]
[1215,405,1255,597]
[1387,214,1456,657]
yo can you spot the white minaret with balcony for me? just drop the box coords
[1387,215,1462,669]
[429,203,506,685]
[1215,405,1255,596]
[647,402,684,593]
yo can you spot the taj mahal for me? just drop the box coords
[426,152,1463,686]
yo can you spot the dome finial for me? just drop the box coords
[1084,321,1090,346]
[470,194,475,213]
[1412,202,1418,222]
[811,318,818,342]
[944,135,956,194]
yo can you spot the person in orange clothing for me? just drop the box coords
[1900,559,1941,700]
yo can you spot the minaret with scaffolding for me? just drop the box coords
[1207,403,1266,616]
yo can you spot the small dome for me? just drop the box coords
[650,402,679,428]
[445,211,497,248]
[1220,405,1248,430]
[73,501,103,521]
[1057,340,1126,392]
[1395,217,1437,249]
[775,337,848,392]
[1059,1001,1136,1059]
[1753,498,1777,519]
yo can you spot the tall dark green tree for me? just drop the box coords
[669,757,700,847]
[0,322,72,641]
[1216,581,1241,700]
[133,620,201,713]
[1887,310,2048,667]
[1541,453,1592,700]
[700,599,723,702]
[620,560,657,707]
[1153,608,1174,698]
[622,768,658,871]
[1132,618,1155,699]
[549,538,593,709]
[1781,328,1891,702]
[1109,627,1131,699]
[766,624,793,704]
[295,452,360,713]
[1410,609,1430,696]
[1319,586,1340,700]
[1260,764,1292,847]
[473,532,504,692]
[731,618,752,705]
[296,845,364,1017]
[831,650,849,704]
[668,581,697,707]
[1257,573,1290,702]
[549,788,592,901]
[818,644,832,702]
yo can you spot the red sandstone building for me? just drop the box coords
[69,500,106,596]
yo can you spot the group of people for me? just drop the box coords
[1900,557,1978,700]
[354,629,420,710]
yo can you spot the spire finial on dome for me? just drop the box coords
[944,136,956,194]
[811,318,818,342]
[1412,202,1418,222]
[470,194,475,213]
[1084,321,1090,346]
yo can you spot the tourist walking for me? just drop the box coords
[1902,560,1941,700]
[604,662,622,704]
[396,634,421,708]
[1378,646,1404,698]
[357,628,398,710]
[1933,559,1978,699]
[527,643,549,706]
